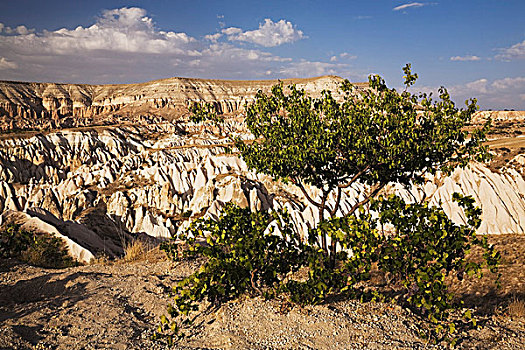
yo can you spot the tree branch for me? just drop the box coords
[338,165,371,189]
[251,269,262,296]
[347,182,387,217]
[329,186,342,217]
[290,178,323,208]
[319,190,328,253]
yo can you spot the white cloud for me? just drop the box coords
[462,79,489,94]
[411,76,525,110]
[0,57,17,70]
[330,52,357,62]
[222,27,242,36]
[0,8,197,55]
[0,7,357,84]
[393,2,425,11]
[495,39,525,60]
[15,25,33,35]
[0,23,35,35]
[223,19,305,47]
[450,55,481,61]
[491,77,525,90]
[204,33,222,42]
[339,52,357,60]
[278,60,352,78]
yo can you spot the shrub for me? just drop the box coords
[373,194,499,329]
[156,203,310,342]
[0,224,77,268]
[157,196,499,344]
[123,238,155,262]
[158,64,501,345]
[292,193,500,341]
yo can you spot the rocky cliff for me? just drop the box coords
[1,123,525,262]
[0,76,360,132]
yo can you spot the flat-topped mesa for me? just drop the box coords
[0,76,365,132]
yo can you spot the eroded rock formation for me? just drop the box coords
[0,76,361,132]
[1,75,524,262]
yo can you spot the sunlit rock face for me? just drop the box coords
[0,75,524,261]
[0,76,356,132]
[1,123,525,261]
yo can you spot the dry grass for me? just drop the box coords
[91,254,111,265]
[507,296,525,319]
[122,239,166,263]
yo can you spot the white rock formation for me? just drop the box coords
[0,120,524,261]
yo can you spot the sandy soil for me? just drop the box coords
[0,236,524,350]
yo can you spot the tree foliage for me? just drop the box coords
[373,194,500,331]
[157,196,499,344]
[237,64,489,262]
[156,204,309,342]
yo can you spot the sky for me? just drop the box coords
[0,0,524,110]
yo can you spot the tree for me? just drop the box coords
[156,66,498,343]
[236,64,489,266]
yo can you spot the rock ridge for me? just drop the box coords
[0,76,359,132]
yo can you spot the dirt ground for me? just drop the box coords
[0,235,524,350]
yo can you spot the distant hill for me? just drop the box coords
[0,75,367,131]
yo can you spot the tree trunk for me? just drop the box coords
[319,197,327,253]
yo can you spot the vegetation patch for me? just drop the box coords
[0,224,77,268]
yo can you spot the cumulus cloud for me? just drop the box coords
[0,57,17,70]
[339,52,357,60]
[204,33,222,42]
[0,7,352,84]
[277,60,358,78]
[410,76,525,110]
[393,2,425,11]
[222,19,305,47]
[0,23,35,35]
[0,8,198,55]
[450,55,481,61]
[491,77,525,90]
[460,79,489,94]
[495,39,525,60]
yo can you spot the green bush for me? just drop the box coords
[156,203,310,342]
[0,224,77,268]
[157,194,499,345]
[296,193,500,341]
[158,64,500,345]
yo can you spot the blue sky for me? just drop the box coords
[0,0,524,109]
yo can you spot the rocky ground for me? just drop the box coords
[0,234,523,350]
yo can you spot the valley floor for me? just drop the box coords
[0,235,524,350]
